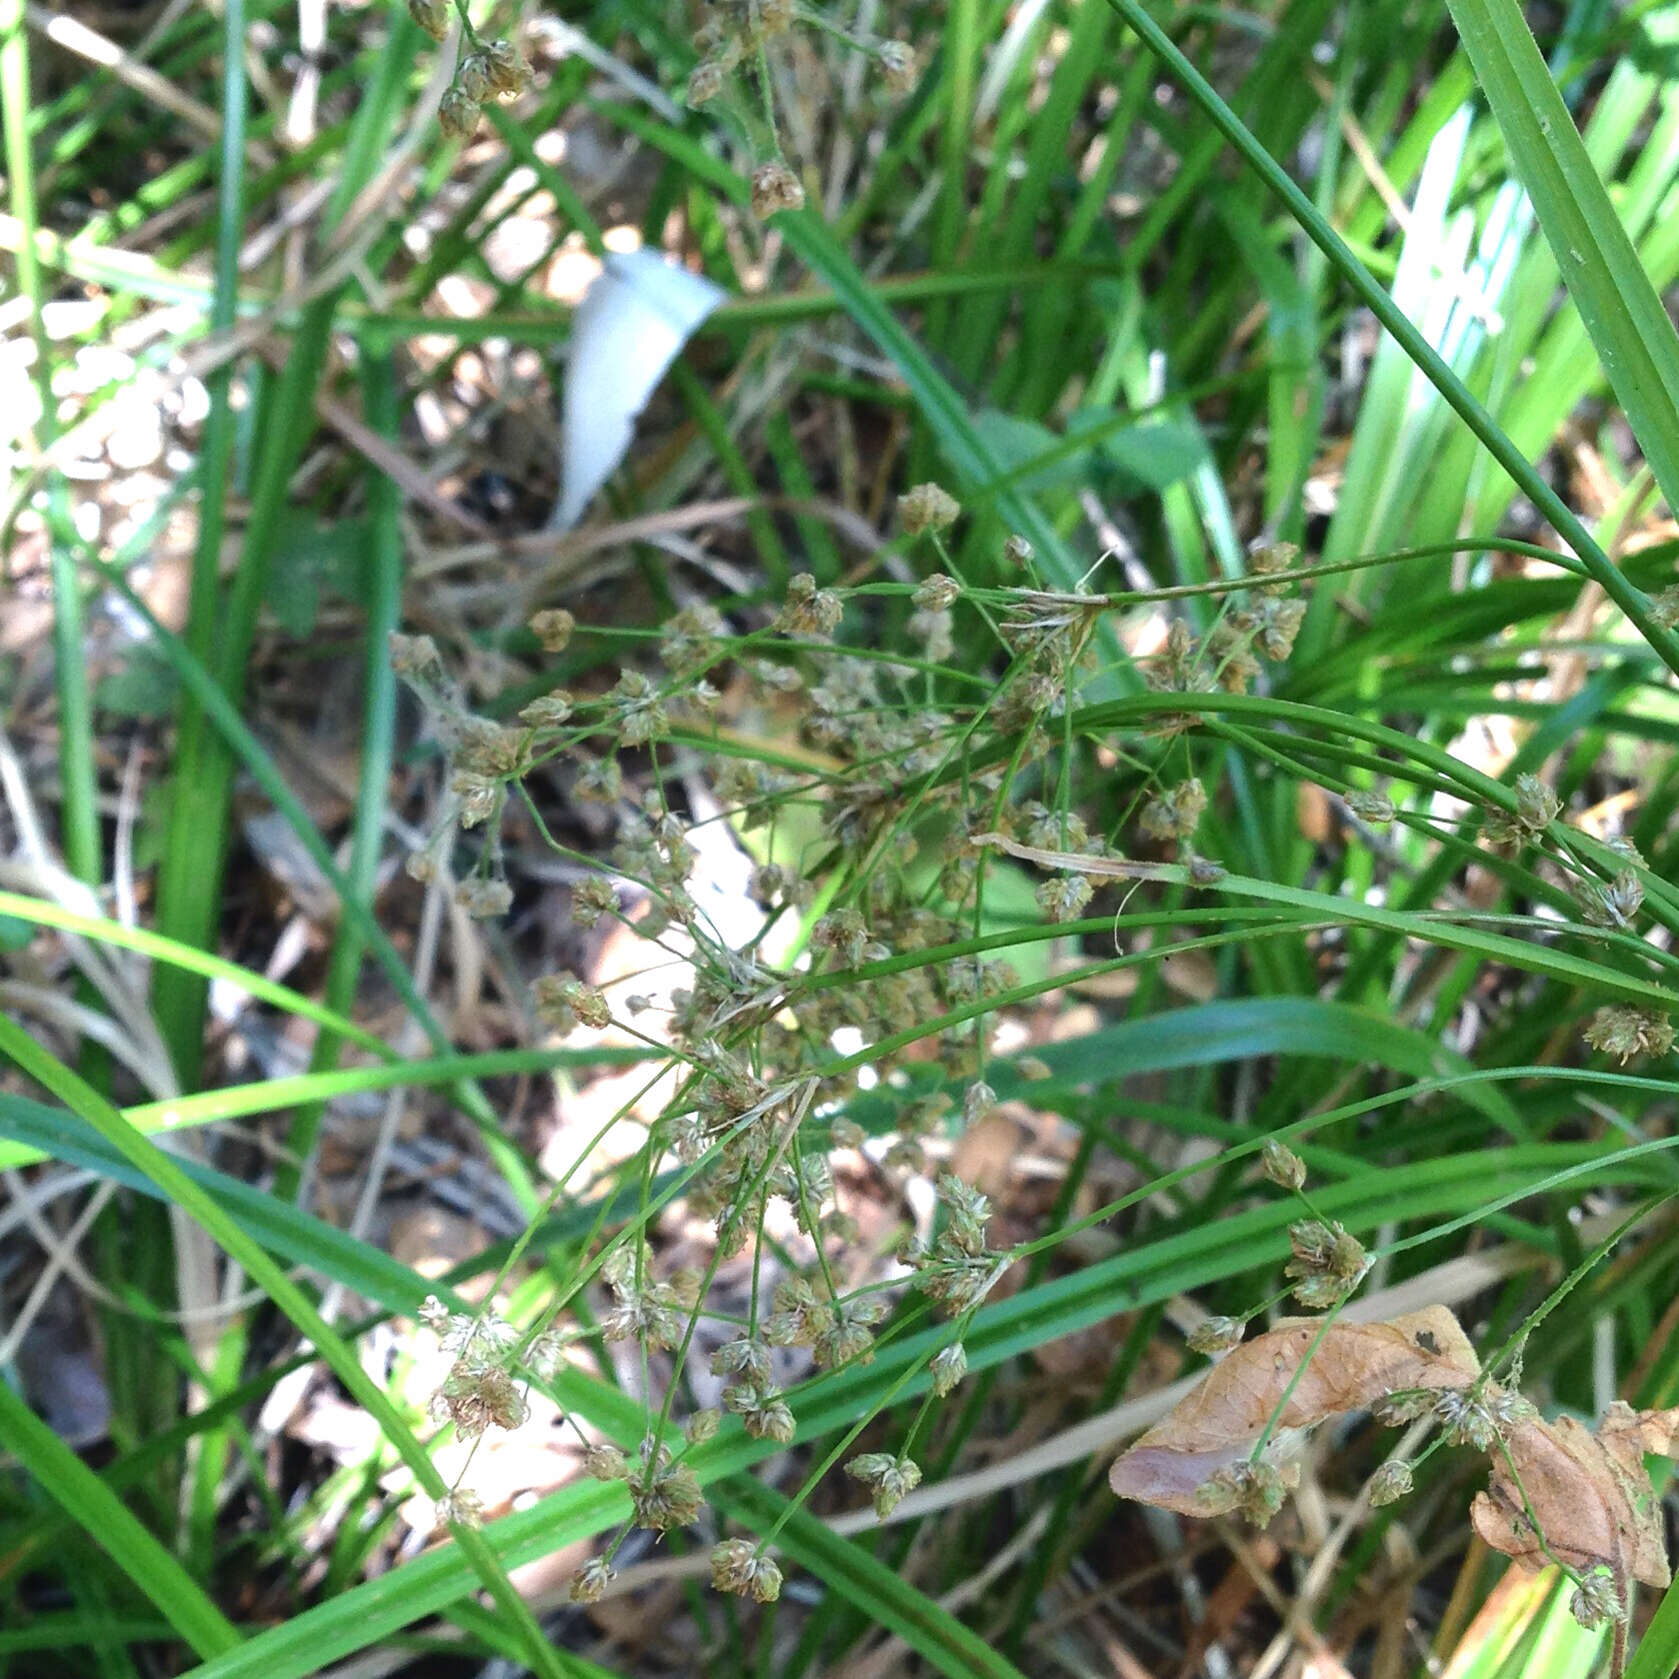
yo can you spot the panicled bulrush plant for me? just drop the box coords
[379,509,1452,1601]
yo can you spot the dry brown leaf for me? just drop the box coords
[971,831,1174,881]
[1108,1308,1479,1513]
[1474,1401,1679,1588]
[1109,1303,1679,1605]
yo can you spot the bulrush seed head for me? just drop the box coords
[1036,873,1093,922]
[430,1359,529,1438]
[1285,1218,1370,1307]
[722,1381,795,1443]
[711,1336,774,1385]
[1579,869,1644,931]
[914,572,960,610]
[1346,789,1394,824]
[711,1538,784,1602]
[438,85,479,139]
[929,1342,968,1396]
[1187,1315,1246,1356]
[877,39,918,92]
[1486,773,1560,847]
[456,54,492,102]
[1194,1459,1296,1524]
[529,607,575,651]
[1569,1567,1625,1630]
[582,1443,628,1481]
[435,1488,484,1527]
[750,160,805,217]
[482,39,531,97]
[628,1452,704,1532]
[1585,1005,1675,1063]
[569,1557,616,1602]
[1368,1460,1413,1507]
[1261,1139,1306,1191]
[899,482,961,534]
[688,58,728,104]
[1247,540,1299,592]
[407,0,450,40]
[775,572,843,637]
[533,974,611,1032]
[1139,778,1207,842]
[845,1452,922,1518]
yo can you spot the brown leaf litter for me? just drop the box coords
[1109,1307,1679,1602]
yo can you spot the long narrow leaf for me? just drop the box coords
[0,1380,241,1660]
[1445,0,1679,521]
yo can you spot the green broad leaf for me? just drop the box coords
[263,510,372,636]
[93,642,180,719]
[1626,1576,1679,1679]
[969,408,1097,493]
[1001,995,1524,1130]
[172,1483,625,1679]
[1094,413,1208,492]
[969,408,1204,496]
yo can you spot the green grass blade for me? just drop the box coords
[1446,0,1679,521]
[1,0,98,885]
[1096,0,1679,680]
[0,888,393,1059]
[0,1020,570,1679]
[274,338,406,1201]
[0,1379,241,1660]
[146,0,248,1082]
[0,1041,652,1171]
[1626,1576,1679,1679]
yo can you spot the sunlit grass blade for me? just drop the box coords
[1096,0,1679,679]
[2,0,98,889]
[1446,0,1679,521]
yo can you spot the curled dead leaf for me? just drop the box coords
[1108,1308,1479,1514]
[1474,1401,1679,1589]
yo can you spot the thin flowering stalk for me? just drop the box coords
[1247,1304,1345,1466]
[493,1087,816,1366]
[788,1127,843,1305]
[1488,1433,1613,1607]
[754,1348,935,1548]
[1481,1193,1675,1384]
[446,0,482,49]
[893,1304,982,1465]
[645,1080,818,1459]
